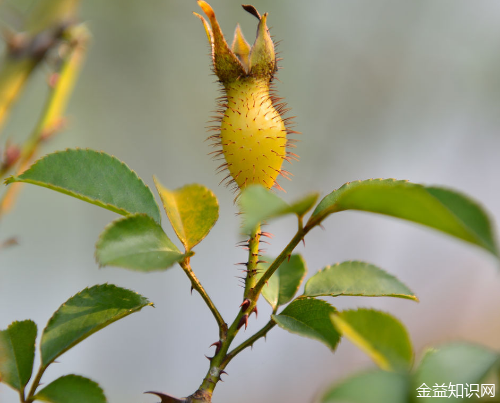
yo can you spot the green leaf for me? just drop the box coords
[154,179,219,251]
[0,320,37,391]
[413,343,499,402]
[257,254,307,309]
[41,284,152,367]
[5,149,161,223]
[33,375,106,403]
[95,214,184,272]
[331,309,413,371]
[304,261,417,301]
[239,184,319,233]
[309,179,498,257]
[272,297,340,351]
[322,370,410,403]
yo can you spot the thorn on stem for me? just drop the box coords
[237,314,249,330]
[240,299,251,311]
[210,341,222,355]
[251,306,258,319]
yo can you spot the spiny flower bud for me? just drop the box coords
[194,2,298,193]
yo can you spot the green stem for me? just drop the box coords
[196,221,313,399]
[180,258,227,340]
[18,387,26,403]
[252,224,311,298]
[244,224,261,299]
[222,319,276,367]
[25,364,47,402]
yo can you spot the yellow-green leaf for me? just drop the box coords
[154,179,218,251]
[331,308,413,371]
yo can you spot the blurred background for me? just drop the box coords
[1,0,500,402]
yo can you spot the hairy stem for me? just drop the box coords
[179,257,227,340]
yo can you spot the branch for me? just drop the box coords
[0,24,89,217]
[222,318,275,366]
[0,0,81,134]
[179,257,227,340]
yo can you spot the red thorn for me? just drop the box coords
[48,72,59,88]
[240,299,251,311]
[3,143,21,168]
[205,355,213,361]
[144,392,184,403]
[210,341,222,355]
[302,238,306,247]
[191,285,194,295]
[251,306,258,319]
[319,224,326,230]
[256,260,268,264]
[259,232,274,238]
[238,314,249,330]
[287,254,291,262]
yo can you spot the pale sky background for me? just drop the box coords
[1,1,500,402]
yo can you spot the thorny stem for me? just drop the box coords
[222,319,276,366]
[195,220,313,400]
[252,224,311,298]
[244,224,261,299]
[180,257,228,340]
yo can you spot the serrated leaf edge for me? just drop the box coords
[94,213,184,269]
[303,260,418,302]
[33,374,107,402]
[40,284,152,367]
[5,148,161,224]
[154,179,219,251]
[331,307,412,371]
[0,320,37,391]
[272,297,339,352]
